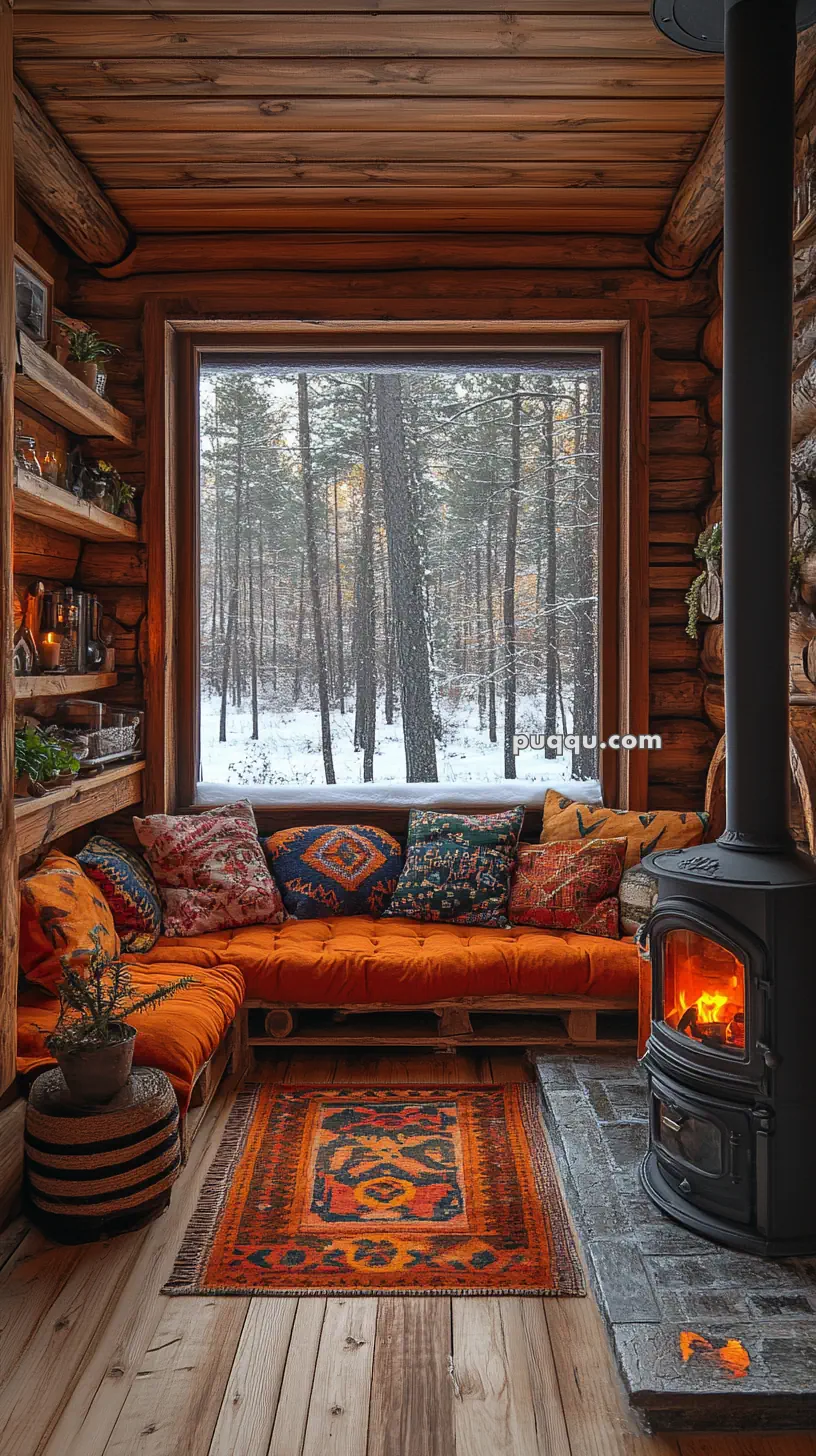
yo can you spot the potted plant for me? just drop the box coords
[14,723,81,797]
[59,325,118,392]
[45,931,194,1104]
[96,461,136,519]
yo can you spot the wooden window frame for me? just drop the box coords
[146,312,649,816]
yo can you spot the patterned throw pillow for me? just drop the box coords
[508,839,627,939]
[383,807,525,927]
[541,790,708,870]
[133,799,286,937]
[265,824,402,919]
[19,850,120,994]
[78,834,162,953]
[618,862,660,936]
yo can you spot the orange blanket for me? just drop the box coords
[17,950,244,1113]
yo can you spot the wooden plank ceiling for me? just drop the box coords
[13,1,723,236]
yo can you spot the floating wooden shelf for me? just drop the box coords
[15,333,134,446]
[14,467,140,544]
[15,672,117,702]
[15,760,145,857]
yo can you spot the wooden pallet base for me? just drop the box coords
[242,1000,637,1054]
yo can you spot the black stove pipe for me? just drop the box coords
[719,0,796,853]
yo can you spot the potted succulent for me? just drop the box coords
[59,325,118,392]
[45,932,194,1104]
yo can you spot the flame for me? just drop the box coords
[679,1331,750,1380]
[679,989,731,1024]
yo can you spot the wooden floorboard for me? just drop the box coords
[0,1049,813,1455]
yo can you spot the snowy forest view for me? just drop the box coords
[198,362,601,791]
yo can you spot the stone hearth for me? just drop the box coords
[536,1052,816,1431]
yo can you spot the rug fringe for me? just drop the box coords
[163,1283,587,1298]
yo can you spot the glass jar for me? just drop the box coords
[15,434,42,476]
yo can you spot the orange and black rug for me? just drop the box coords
[164,1082,585,1297]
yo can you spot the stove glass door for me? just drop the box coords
[662,927,746,1056]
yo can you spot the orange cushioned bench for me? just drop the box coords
[17,947,245,1114]
[167,915,640,1006]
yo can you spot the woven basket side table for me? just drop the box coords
[24,1066,182,1244]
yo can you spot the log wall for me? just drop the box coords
[65,239,719,810]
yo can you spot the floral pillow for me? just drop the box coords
[133,799,286,937]
[265,824,402,919]
[383,807,525,927]
[19,850,120,994]
[509,838,627,939]
[78,834,162,953]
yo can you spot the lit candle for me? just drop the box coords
[40,632,62,671]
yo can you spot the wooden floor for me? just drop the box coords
[1,1049,815,1456]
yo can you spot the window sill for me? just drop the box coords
[192,778,601,814]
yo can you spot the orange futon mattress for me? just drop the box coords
[171,915,640,1006]
[17,946,245,1113]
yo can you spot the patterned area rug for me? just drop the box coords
[164,1082,585,1296]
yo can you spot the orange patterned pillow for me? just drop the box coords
[540,791,708,870]
[509,839,627,939]
[19,850,120,994]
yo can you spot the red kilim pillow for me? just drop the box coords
[508,838,627,939]
[134,799,286,937]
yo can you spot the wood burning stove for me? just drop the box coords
[643,0,816,1254]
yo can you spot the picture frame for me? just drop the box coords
[14,244,53,347]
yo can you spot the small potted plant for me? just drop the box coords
[59,325,118,392]
[14,722,80,797]
[45,931,194,1104]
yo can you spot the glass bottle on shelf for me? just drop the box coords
[14,426,42,477]
[57,587,79,673]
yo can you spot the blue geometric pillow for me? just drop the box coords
[77,834,162,952]
[264,824,403,919]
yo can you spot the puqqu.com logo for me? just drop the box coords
[513,732,662,755]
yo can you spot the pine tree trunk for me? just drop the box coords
[475,545,486,729]
[334,477,346,714]
[218,433,243,742]
[298,374,336,784]
[486,505,497,744]
[354,377,377,780]
[375,373,438,782]
[293,552,305,704]
[542,379,559,757]
[248,531,259,740]
[503,380,521,779]
[573,373,600,780]
[271,548,278,693]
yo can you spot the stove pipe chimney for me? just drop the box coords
[653,0,816,852]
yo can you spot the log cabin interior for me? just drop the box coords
[4,0,816,1450]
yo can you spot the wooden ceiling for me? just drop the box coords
[13,1,723,237]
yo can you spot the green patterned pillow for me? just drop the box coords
[383,807,525,927]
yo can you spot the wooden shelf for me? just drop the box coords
[15,760,145,857]
[14,467,140,544]
[15,333,134,446]
[15,672,117,702]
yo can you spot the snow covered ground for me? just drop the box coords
[198,694,600,809]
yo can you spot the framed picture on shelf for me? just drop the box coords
[14,245,53,346]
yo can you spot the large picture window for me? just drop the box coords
[197,356,603,795]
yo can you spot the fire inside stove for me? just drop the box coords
[662,928,746,1054]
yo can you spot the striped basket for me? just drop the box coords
[24,1066,181,1243]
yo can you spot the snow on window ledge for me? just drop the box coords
[193,778,603,813]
